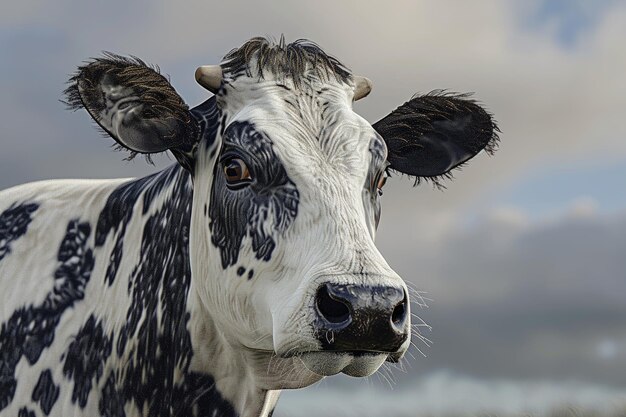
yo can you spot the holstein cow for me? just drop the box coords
[0,38,498,417]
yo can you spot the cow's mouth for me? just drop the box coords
[296,351,389,377]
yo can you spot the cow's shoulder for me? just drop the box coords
[0,178,129,301]
[0,178,133,414]
[0,178,129,290]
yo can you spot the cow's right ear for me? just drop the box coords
[64,53,199,158]
[373,91,499,187]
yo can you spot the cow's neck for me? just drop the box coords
[186,289,281,417]
[100,163,277,417]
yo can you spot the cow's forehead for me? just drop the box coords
[218,70,354,115]
[219,76,378,170]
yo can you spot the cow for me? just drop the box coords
[0,37,498,417]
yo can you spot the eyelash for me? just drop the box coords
[373,170,388,196]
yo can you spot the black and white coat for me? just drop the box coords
[0,38,498,417]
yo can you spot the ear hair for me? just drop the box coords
[374,90,500,189]
[63,52,196,163]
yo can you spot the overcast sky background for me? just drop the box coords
[2,0,626,415]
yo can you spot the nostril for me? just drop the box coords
[316,284,351,325]
[391,294,408,328]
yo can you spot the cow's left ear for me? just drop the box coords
[64,53,199,160]
[373,91,499,185]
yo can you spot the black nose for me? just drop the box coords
[314,283,409,352]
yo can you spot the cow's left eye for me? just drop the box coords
[222,157,252,188]
[374,171,387,196]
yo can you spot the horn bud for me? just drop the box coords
[353,76,372,101]
[195,65,223,94]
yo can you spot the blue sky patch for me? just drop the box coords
[521,0,619,47]
[483,158,626,217]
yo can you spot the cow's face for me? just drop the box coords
[67,38,498,388]
[190,68,411,381]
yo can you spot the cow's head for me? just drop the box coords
[65,38,498,388]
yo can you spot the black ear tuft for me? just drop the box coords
[63,52,198,159]
[374,91,500,188]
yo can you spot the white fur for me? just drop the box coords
[0,62,410,417]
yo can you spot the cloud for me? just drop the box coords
[377,200,626,387]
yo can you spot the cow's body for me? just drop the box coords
[0,165,261,416]
[0,37,498,417]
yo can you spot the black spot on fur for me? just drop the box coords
[172,372,238,417]
[18,407,36,417]
[97,165,181,245]
[63,315,113,407]
[99,374,126,417]
[104,232,124,286]
[219,115,228,138]
[237,267,246,276]
[96,165,180,286]
[209,121,299,268]
[32,369,60,415]
[247,269,254,280]
[0,220,94,411]
[0,202,39,262]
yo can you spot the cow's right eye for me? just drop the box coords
[222,157,252,188]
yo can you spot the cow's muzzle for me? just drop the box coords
[313,283,409,353]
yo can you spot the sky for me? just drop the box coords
[1,0,625,415]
